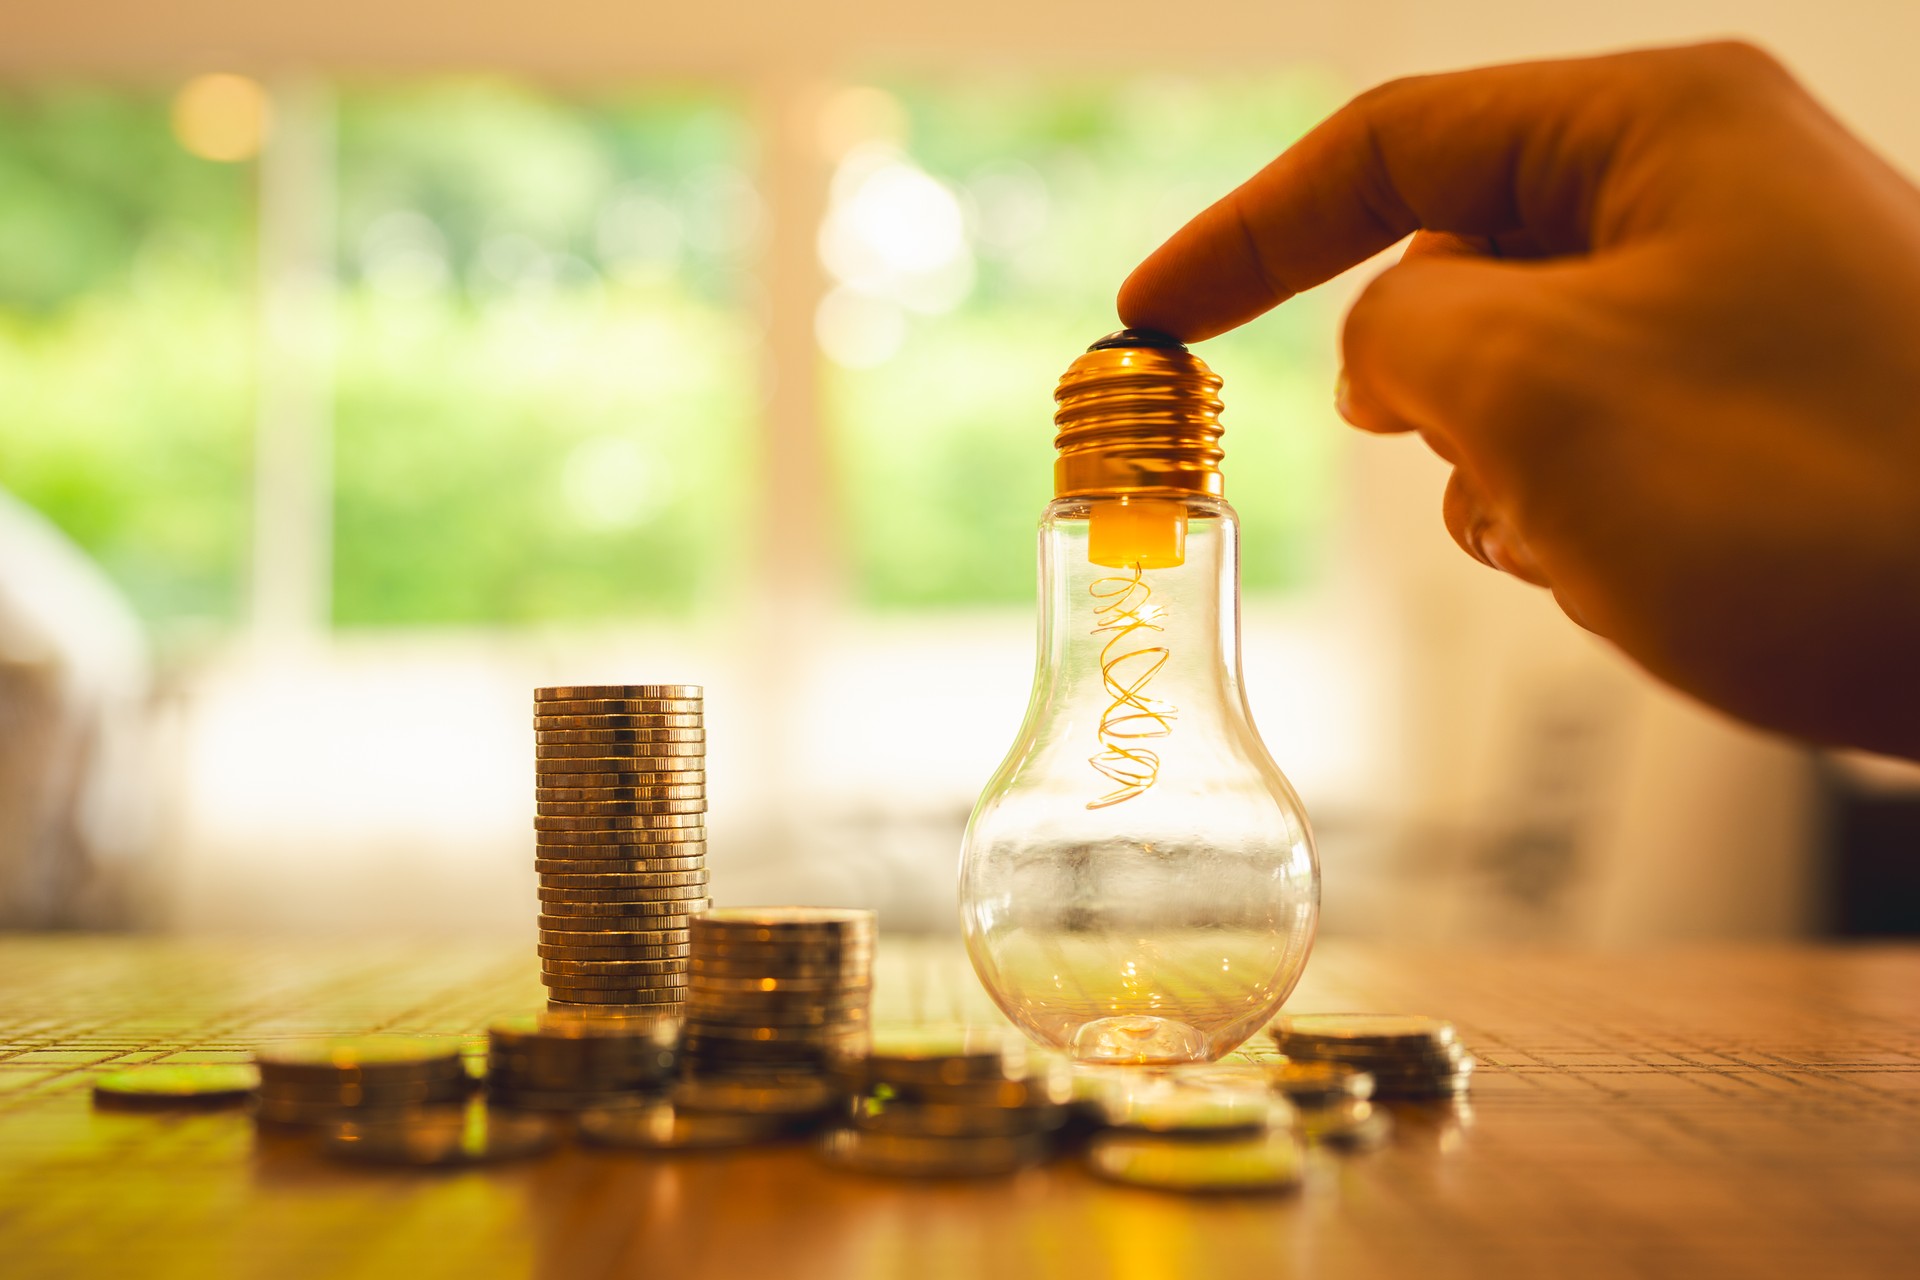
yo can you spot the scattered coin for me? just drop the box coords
[323,1103,558,1166]
[1270,1014,1473,1100]
[1086,1130,1302,1194]
[1089,1074,1281,1138]
[579,1102,804,1149]
[93,1064,260,1108]
[819,1127,1049,1177]
[670,1075,840,1118]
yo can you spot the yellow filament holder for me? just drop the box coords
[1052,331,1224,570]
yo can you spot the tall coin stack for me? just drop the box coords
[682,908,875,1078]
[535,684,710,1017]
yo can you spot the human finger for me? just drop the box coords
[1118,41,1783,340]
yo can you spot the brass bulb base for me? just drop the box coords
[1052,329,1225,501]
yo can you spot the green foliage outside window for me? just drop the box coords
[0,89,253,632]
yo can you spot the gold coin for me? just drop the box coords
[538,883,712,904]
[696,907,874,930]
[671,1076,838,1118]
[1270,1013,1457,1051]
[687,962,871,983]
[534,698,703,716]
[538,918,704,937]
[1295,1097,1392,1148]
[545,986,688,1005]
[535,742,707,761]
[852,1095,1069,1140]
[544,978,691,997]
[539,896,709,916]
[538,928,692,946]
[537,942,692,961]
[844,1027,1021,1087]
[534,855,706,875]
[536,799,707,817]
[531,769,706,788]
[539,870,708,890]
[536,829,706,847]
[546,999,685,1017]
[93,1064,260,1108]
[255,1036,464,1080]
[535,727,706,745]
[324,1103,558,1166]
[686,1005,868,1030]
[578,1102,799,1149]
[818,1127,1049,1177]
[535,684,701,701]
[680,1019,865,1044]
[533,714,704,730]
[686,973,871,994]
[541,957,691,977]
[1086,1131,1301,1193]
[534,813,705,832]
[536,784,705,803]
[1092,1077,1279,1137]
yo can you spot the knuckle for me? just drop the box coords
[1644,39,1798,117]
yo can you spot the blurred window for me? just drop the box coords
[331,82,759,625]
[818,75,1343,609]
[0,88,254,636]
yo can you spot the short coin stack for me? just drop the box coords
[1269,1013,1474,1100]
[253,1036,468,1127]
[682,908,875,1078]
[486,1012,678,1110]
[535,683,710,1017]
[822,1028,1070,1176]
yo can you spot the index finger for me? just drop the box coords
[1116,44,1728,341]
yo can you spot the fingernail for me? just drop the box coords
[1476,524,1542,581]
[1333,369,1353,424]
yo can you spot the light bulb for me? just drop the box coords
[959,330,1318,1065]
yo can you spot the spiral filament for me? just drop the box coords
[1087,562,1177,809]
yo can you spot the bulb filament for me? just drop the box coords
[1087,561,1176,809]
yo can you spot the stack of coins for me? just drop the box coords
[821,1028,1070,1176]
[681,908,875,1078]
[253,1036,467,1127]
[534,684,709,1017]
[1269,1013,1475,1100]
[486,1012,678,1110]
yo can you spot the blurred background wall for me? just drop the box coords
[1,0,1916,939]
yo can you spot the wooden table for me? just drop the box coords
[2,936,1917,1280]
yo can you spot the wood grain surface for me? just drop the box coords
[1,935,1917,1280]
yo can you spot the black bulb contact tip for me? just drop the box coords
[1087,328,1188,354]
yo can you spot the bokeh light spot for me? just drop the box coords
[171,73,271,163]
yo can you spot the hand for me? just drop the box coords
[1119,41,1920,760]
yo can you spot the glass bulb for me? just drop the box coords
[958,334,1318,1065]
